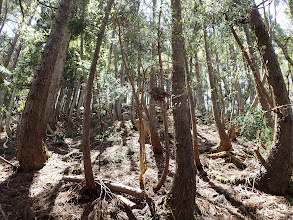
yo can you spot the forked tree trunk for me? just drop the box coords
[203,26,232,152]
[250,6,293,195]
[82,0,114,191]
[168,0,196,219]
[17,0,74,172]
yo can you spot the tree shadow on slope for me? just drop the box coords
[32,182,63,219]
[197,133,217,153]
[0,171,35,220]
[200,175,257,220]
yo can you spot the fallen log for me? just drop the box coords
[62,176,145,199]
[116,195,136,209]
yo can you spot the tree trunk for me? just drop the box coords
[148,0,163,154]
[17,0,74,172]
[45,30,71,127]
[5,87,16,139]
[82,0,114,192]
[0,0,2,17]
[194,52,206,114]
[214,52,226,125]
[63,87,73,116]
[186,56,202,170]
[0,0,7,35]
[243,24,273,127]
[203,26,232,152]
[149,67,163,153]
[229,44,244,113]
[68,72,82,123]
[168,0,196,219]
[250,6,293,195]
[154,9,169,191]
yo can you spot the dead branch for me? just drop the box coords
[104,181,145,199]
[0,155,17,169]
[263,104,293,114]
[207,151,228,159]
[37,0,58,10]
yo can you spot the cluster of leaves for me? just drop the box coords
[234,106,273,143]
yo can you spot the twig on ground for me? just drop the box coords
[0,155,17,169]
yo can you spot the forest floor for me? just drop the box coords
[0,118,293,220]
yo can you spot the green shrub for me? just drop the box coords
[234,106,273,142]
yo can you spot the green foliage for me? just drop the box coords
[234,106,273,143]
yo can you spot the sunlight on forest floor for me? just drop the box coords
[0,124,292,219]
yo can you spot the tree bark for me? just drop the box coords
[186,56,202,170]
[68,72,82,123]
[203,26,232,152]
[82,0,114,191]
[0,0,8,35]
[17,0,74,172]
[5,87,16,139]
[243,23,273,127]
[250,6,293,195]
[194,52,206,114]
[148,0,163,154]
[168,0,196,219]
[154,9,169,191]
[229,44,244,113]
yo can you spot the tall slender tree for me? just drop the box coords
[82,0,114,191]
[168,0,196,218]
[203,26,232,152]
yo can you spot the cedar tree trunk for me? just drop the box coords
[17,0,74,171]
[82,0,114,191]
[168,0,197,219]
[250,6,293,195]
[203,27,232,152]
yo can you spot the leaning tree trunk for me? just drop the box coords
[203,26,232,152]
[17,0,74,172]
[168,0,196,219]
[250,6,293,195]
[82,0,114,192]
[243,23,273,127]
